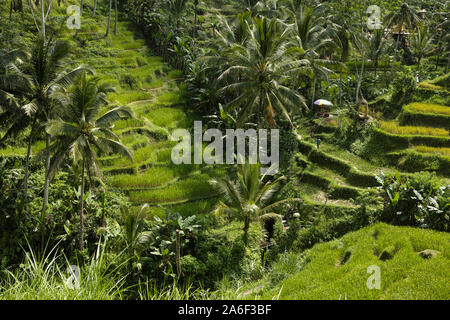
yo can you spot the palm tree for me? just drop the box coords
[287,4,338,109]
[166,0,189,30]
[334,24,350,106]
[105,0,113,37]
[385,3,420,73]
[218,16,307,127]
[210,162,300,242]
[90,0,97,18]
[1,35,86,211]
[121,204,152,268]
[0,47,39,211]
[369,28,387,77]
[410,25,434,69]
[46,73,133,250]
[351,29,370,106]
[114,0,118,36]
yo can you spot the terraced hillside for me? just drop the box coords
[286,73,449,215]
[368,74,450,176]
[74,19,226,217]
[0,7,221,218]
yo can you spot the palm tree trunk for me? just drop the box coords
[23,115,38,209]
[114,0,118,36]
[90,0,96,18]
[339,72,343,106]
[446,52,449,74]
[9,0,13,21]
[311,76,317,110]
[42,133,50,213]
[78,158,86,250]
[356,54,365,105]
[40,0,45,41]
[80,0,83,16]
[105,0,112,37]
[175,229,181,276]
[391,29,401,76]
[374,55,378,77]
[193,0,198,37]
[243,215,250,243]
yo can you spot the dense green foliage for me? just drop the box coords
[0,0,449,300]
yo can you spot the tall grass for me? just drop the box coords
[128,174,214,203]
[137,281,218,300]
[108,166,196,188]
[407,103,450,116]
[0,242,127,300]
[109,90,153,105]
[113,119,145,131]
[379,121,448,137]
[145,107,188,128]
[412,145,450,157]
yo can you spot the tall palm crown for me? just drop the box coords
[19,35,87,119]
[287,4,339,108]
[410,25,434,68]
[218,16,307,127]
[46,73,133,179]
[385,2,420,68]
[289,4,335,54]
[385,3,420,34]
[0,47,30,141]
[210,162,299,240]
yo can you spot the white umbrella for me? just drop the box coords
[314,99,333,106]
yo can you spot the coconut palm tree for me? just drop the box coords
[166,0,189,30]
[0,48,36,206]
[210,162,300,242]
[121,204,152,267]
[385,3,420,73]
[287,4,339,109]
[46,73,133,250]
[410,25,434,69]
[369,28,387,77]
[218,16,307,127]
[1,35,87,211]
[105,0,113,37]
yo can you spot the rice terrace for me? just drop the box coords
[0,0,449,304]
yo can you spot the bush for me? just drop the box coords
[376,171,450,231]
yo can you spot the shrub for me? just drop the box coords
[376,171,449,231]
[429,73,450,88]
[120,74,139,89]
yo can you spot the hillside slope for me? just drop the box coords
[232,223,450,300]
[0,2,221,217]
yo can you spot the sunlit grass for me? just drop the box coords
[108,165,197,188]
[146,107,189,128]
[128,174,214,203]
[233,223,450,300]
[109,90,153,105]
[412,145,450,157]
[379,121,448,137]
[0,242,127,300]
[406,103,450,116]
